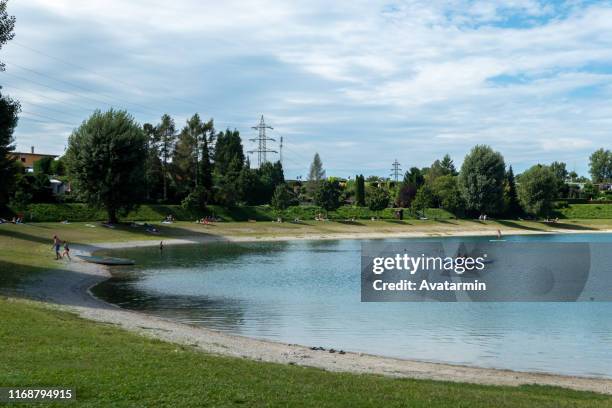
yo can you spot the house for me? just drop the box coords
[10,146,58,172]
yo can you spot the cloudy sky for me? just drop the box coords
[1,0,611,178]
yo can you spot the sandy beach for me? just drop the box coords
[17,228,612,395]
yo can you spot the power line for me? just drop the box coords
[248,115,277,167]
[390,159,402,182]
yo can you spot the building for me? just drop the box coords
[10,146,58,172]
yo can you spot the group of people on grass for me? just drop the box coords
[0,216,24,224]
[52,235,71,260]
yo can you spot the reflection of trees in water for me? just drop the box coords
[92,278,246,331]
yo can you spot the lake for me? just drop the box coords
[92,233,612,378]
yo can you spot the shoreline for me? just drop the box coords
[16,227,612,395]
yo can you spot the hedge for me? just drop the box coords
[4,203,456,222]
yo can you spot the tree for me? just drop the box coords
[157,114,176,202]
[142,123,163,202]
[214,129,245,206]
[411,185,435,217]
[430,175,464,215]
[0,2,18,207]
[51,156,66,176]
[65,110,147,223]
[549,161,569,197]
[314,179,341,215]
[589,148,612,183]
[458,145,506,215]
[271,183,297,211]
[366,186,390,216]
[172,114,203,199]
[517,165,557,217]
[426,154,457,183]
[355,174,365,206]
[199,119,214,195]
[396,183,417,208]
[214,129,244,175]
[403,167,424,188]
[307,153,325,196]
[33,156,54,175]
[0,0,15,71]
[502,166,521,217]
[0,91,19,207]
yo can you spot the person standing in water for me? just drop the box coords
[52,235,62,260]
[159,241,164,251]
[62,241,71,261]
[497,229,502,240]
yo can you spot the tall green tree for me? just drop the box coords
[549,161,569,197]
[307,153,325,197]
[426,154,457,183]
[0,1,18,207]
[271,183,297,211]
[403,167,424,188]
[65,110,147,223]
[355,174,365,206]
[458,145,506,215]
[314,179,341,216]
[503,166,521,217]
[214,129,245,206]
[589,148,612,183]
[430,175,464,215]
[366,186,390,216]
[157,114,176,202]
[172,114,203,198]
[199,119,215,195]
[517,165,557,217]
[142,123,163,201]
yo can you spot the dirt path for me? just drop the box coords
[17,230,612,395]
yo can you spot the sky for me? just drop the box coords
[1,0,611,179]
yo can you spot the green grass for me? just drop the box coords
[555,204,612,219]
[1,298,611,408]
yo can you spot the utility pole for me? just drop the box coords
[390,159,402,182]
[248,115,277,167]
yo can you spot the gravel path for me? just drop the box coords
[16,231,612,395]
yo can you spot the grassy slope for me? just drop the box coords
[2,298,611,408]
[2,220,612,406]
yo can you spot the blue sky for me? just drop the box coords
[1,0,611,179]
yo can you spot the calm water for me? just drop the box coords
[92,233,612,378]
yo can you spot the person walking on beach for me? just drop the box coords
[62,241,71,261]
[52,235,62,260]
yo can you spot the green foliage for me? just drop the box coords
[427,154,457,183]
[403,167,424,188]
[0,90,20,206]
[517,165,557,217]
[50,156,66,176]
[549,161,569,197]
[503,166,521,217]
[214,129,244,175]
[33,156,54,175]
[271,183,297,211]
[355,174,365,206]
[411,184,435,216]
[589,148,612,183]
[157,114,177,201]
[181,186,208,212]
[430,175,464,215]
[459,145,506,215]
[314,179,342,214]
[65,110,147,222]
[366,186,390,213]
[582,182,599,200]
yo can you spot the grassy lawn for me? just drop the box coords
[1,297,611,408]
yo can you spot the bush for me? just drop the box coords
[3,203,457,222]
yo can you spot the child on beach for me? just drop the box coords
[53,235,62,260]
[62,241,71,261]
